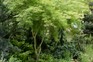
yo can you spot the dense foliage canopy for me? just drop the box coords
[0,0,93,62]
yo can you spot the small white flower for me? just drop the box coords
[73,24,78,28]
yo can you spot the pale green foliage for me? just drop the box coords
[80,45,93,62]
[8,56,22,62]
[0,52,6,62]
[4,0,89,41]
[0,58,6,62]
[86,0,93,3]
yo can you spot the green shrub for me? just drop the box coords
[80,45,93,62]
[8,56,22,62]
[39,53,72,62]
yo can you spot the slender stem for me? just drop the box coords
[37,35,45,59]
[38,37,44,49]
[32,30,45,62]
[32,31,37,54]
[32,30,39,62]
